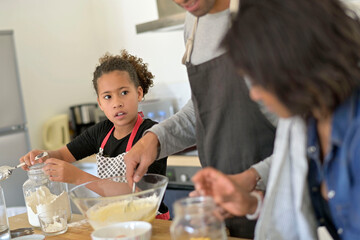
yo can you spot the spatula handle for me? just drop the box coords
[16,162,26,168]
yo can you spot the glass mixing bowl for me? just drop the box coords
[69,174,168,230]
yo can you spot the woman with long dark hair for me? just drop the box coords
[193,0,360,239]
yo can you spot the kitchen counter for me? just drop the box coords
[167,154,201,167]
[78,154,201,167]
[9,213,248,240]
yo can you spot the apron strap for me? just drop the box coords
[100,113,143,150]
[100,126,115,149]
[126,114,143,152]
[182,17,199,65]
[181,1,238,65]
[229,0,239,15]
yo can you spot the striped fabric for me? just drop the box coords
[253,117,318,240]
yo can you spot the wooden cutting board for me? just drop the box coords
[9,213,247,240]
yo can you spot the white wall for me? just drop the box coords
[0,0,189,149]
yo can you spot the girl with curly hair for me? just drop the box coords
[20,50,169,219]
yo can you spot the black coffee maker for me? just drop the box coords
[69,103,98,138]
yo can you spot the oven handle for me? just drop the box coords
[167,183,195,191]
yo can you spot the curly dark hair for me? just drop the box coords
[224,0,360,118]
[92,50,154,96]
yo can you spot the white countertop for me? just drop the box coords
[77,154,201,167]
[167,155,201,167]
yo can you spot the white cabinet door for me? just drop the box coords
[0,130,29,207]
[0,30,26,129]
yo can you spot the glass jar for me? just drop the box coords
[0,185,10,240]
[22,163,72,227]
[170,196,227,240]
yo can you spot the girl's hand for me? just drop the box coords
[19,150,48,171]
[42,158,91,185]
[192,167,259,216]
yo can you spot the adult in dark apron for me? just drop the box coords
[184,20,276,238]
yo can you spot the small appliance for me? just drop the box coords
[69,103,98,137]
[42,114,70,150]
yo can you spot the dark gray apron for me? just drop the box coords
[186,53,276,238]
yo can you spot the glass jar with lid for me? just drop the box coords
[22,163,72,227]
[170,196,227,240]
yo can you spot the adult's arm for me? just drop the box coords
[192,167,260,217]
[125,99,197,183]
[250,155,273,190]
[147,99,197,159]
[220,155,272,193]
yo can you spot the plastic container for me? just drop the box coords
[22,163,71,227]
[91,221,152,240]
[170,196,227,240]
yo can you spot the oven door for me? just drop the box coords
[163,165,201,219]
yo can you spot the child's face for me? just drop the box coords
[97,70,143,130]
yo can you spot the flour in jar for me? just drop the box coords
[25,186,71,227]
[40,215,67,233]
[42,219,67,233]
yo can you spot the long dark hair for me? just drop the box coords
[224,0,360,117]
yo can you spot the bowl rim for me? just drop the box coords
[91,221,152,238]
[69,173,168,201]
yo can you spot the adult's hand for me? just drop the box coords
[228,167,261,192]
[192,167,259,216]
[124,132,160,185]
[189,189,234,219]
